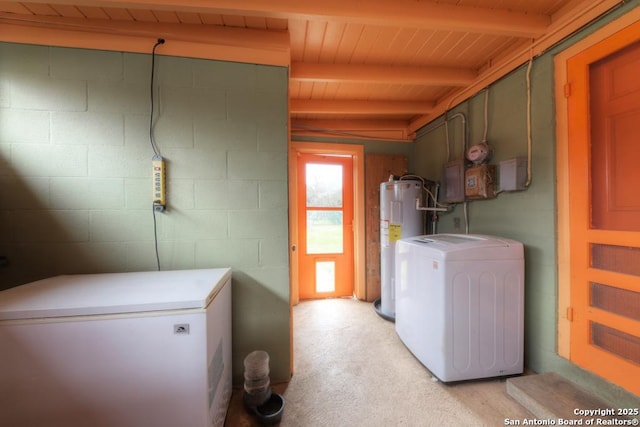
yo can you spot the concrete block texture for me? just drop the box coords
[195,239,260,269]
[11,144,88,177]
[160,178,193,210]
[157,210,229,240]
[193,60,257,89]
[256,64,288,94]
[88,145,149,178]
[0,177,51,209]
[0,42,290,384]
[0,109,50,144]
[50,177,125,210]
[155,56,194,87]
[11,74,87,112]
[259,237,289,267]
[0,43,49,76]
[88,81,149,114]
[8,210,89,243]
[50,47,124,82]
[229,209,287,239]
[227,151,287,181]
[89,210,155,242]
[0,79,9,108]
[160,86,226,119]
[259,181,287,209]
[195,119,257,152]
[0,144,10,176]
[194,180,259,210]
[51,112,124,146]
[258,122,288,152]
[153,241,196,271]
[124,178,153,209]
[152,114,194,149]
[123,53,151,85]
[162,146,227,180]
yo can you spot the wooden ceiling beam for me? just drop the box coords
[290,62,475,87]
[0,12,290,65]
[3,0,551,37]
[291,119,414,142]
[292,118,410,130]
[290,99,434,115]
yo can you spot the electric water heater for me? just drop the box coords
[379,179,423,319]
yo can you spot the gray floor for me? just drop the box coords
[227,297,533,426]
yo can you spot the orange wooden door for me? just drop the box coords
[567,36,640,395]
[297,153,354,299]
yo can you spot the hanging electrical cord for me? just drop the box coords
[149,38,164,158]
[149,38,165,271]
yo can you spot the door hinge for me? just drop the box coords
[564,83,571,98]
[566,306,574,322]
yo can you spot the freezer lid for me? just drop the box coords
[0,268,231,321]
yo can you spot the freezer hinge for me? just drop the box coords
[564,83,571,98]
[566,306,574,322]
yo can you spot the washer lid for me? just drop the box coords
[400,234,523,261]
[0,268,231,321]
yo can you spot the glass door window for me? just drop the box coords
[297,154,353,299]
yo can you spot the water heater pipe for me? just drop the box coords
[415,198,448,212]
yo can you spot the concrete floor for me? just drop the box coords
[225,298,533,426]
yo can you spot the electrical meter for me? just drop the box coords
[466,142,492,164]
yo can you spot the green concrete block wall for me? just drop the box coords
[414,61,558,374]
[0,43,290,384]
[412,1,640,406]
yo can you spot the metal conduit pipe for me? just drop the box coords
[415,112,467,164]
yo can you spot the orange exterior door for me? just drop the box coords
[567,35,640,395]
[297,153,354,299]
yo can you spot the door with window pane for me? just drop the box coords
[567,37,640,395]
[297,153,353,299]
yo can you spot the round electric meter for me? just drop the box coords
[466,142,491,164]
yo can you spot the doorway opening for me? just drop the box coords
[297,153,354,299]
[288,142,365,305]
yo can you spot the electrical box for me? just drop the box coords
[443,160,465,203]
[499,157,528,191]
[465,164,496,199]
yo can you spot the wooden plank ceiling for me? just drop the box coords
[0,0,622,141]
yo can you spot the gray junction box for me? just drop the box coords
[499,157,528,192]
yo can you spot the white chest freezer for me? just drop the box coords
[395,234,524,382]
[0,268,232,427]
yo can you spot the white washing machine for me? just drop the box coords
[395,234,524,382]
